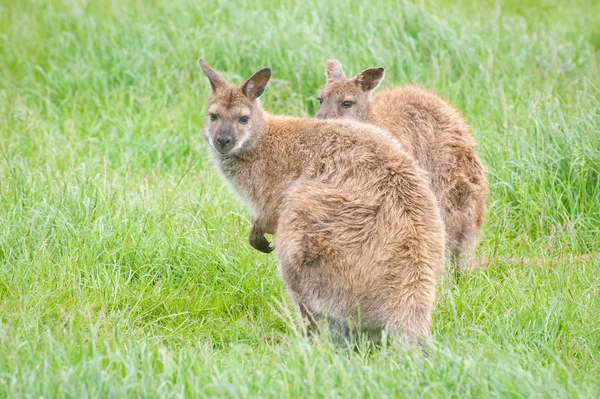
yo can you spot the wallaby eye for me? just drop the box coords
[341,101,353,109]
[209,113,217,121]
[239,116,250,124]
[317,97,323,104]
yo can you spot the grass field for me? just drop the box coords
[1,0,599,397]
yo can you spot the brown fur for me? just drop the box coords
[316,59,489,271]
[199,60,445,345]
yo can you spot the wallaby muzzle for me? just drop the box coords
[214,120,236,154]
[315,106,330,119]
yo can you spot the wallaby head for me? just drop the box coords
[315,59,385,122]
[198,60,271,156]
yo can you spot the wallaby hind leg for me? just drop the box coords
[443,171,485,274]
[296,305,356,345]
[449,228,478,275]
[384,290,435,348]
[363,258,440,353]
[276,178,384,343]
[297,304,322,337]
[308,315,379,347]
[445,206,479,275]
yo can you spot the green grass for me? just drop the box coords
[1,0,599,396]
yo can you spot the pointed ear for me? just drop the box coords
[198,59,226,92]
[325,59,345,81]
[241,68,271,100]
[357,67,385,91]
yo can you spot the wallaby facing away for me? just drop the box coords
[316,59,489,272]
[198,60,445,345]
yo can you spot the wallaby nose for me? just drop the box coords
[315,108,329,119]
[216,135,233,148]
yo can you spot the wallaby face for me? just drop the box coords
[199,60,271,156]
[315,59,385,122]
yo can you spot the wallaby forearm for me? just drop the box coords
[249,214,276,253]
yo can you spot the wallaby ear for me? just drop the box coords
[198,59,227,92]
[325,58,346,81]
[357,67,385,92]
[241,68,271,100]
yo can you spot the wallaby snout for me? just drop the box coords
[215,134,234,153]
[314,106,329,119]
[215,120,236,153]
